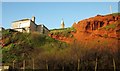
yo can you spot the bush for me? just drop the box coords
[4,38,11,46]
[103,34,108,38]
[2,29,120,70]
[2,30,11,37]
[104,24,116,30]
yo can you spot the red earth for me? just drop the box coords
[49,14,120,52]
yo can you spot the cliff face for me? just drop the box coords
[73,14,120,38]
[50,13,120,51]
[72,14,120,51]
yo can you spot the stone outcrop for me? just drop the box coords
[73,14,120,32]
[73,14,120,39]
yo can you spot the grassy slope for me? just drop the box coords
[106,12,120,16]
[1,29,120,70]
[1,30,68,67]
[50,27,76,39]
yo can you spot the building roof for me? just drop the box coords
[0,27,4,29]
[0,27,5,30]
[12,19,30,23]
[37,24,49,31]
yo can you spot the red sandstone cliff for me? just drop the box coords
[73,14,120,37]
[50,13,120,50]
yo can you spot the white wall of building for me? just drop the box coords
[12,20,30,29]
[11,18,49,34]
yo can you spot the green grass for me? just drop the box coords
[98,22,117,31]
[105,12,120,16]
[104,24,116,30]
[2,30,68,65]
[103,34,108,38]
[1,29,120,70]
[50,27,76,37]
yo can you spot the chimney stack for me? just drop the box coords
[32,16,35,23]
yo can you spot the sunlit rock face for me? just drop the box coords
[50,13,120,51]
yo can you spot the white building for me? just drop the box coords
[12,16,49,34]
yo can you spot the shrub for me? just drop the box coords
[2,30,11,36]
[4,38,11,46]
[2,29,120,70]
[104,24,116,30]
[103,34,108,38]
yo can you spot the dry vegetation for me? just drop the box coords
[1,30,120,71]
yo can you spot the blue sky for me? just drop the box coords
[1,0,120,2]
[2,2,118,29]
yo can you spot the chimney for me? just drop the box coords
[32,16,35,23]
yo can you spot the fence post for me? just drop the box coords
[62,64,64,71]
[95,58,97,71]
[23,60,25,71]
[22,53,25,71]
[13,60,15,69]
[33,58,35,70]
[77,59,80,71]
[113,58,116,71]
[46,60,48,71]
